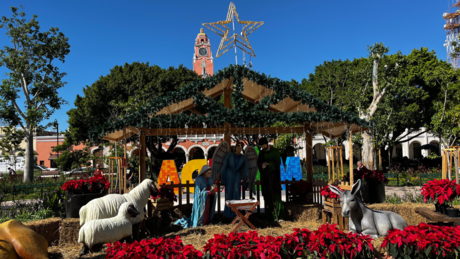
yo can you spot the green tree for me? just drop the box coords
[0,124,25,170]
[428,66,460,147]
[53,136,92,171]
[303,45,443,169]
[66,62,199,172]
[0,7,70,181]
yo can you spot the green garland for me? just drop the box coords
[88,65,373,141]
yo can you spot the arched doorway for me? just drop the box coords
[189,146,205,160]
[313,143,326,165]
[429,141,440,156]
[393,144,403,159]
[207,146,217,160]
[409,141,422,159]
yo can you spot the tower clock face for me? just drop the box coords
[199,47,208,56]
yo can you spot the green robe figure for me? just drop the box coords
[257,138,285,221]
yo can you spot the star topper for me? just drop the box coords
[203,2,263,58]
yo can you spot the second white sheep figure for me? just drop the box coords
[78,202,140,255]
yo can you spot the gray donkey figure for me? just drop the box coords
[329,179,407,238]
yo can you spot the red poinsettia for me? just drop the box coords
[106,236,203,259]
[61,174,109,195]
[382,223,460,258]
[320,185,342,199]
[151,186,178,202]
[421,179,460,205]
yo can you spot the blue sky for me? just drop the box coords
[0,0,450,132]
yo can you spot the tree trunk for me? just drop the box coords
[362,132,376,170]
[24,132,34,182]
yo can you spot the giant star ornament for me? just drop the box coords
[203,2,263,58]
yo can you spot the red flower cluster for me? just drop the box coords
[382,223,460,258]
[202,224,373,259]
[106,236,203,259]
[60,174,109,195]
[203,231,285,259]
[151,186,178,202]
[421,179,460,205]
[320,185,342,199]
[346,169,389,184]
[105,225,374,259]
[288,181,311,196]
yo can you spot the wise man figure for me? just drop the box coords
[257,138,285,222]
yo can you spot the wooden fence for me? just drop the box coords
[156,179,328,215]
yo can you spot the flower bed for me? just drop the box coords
[382,223,460,258]
[106,224,374,259]
[106,236,203,259]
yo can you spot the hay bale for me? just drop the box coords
[284,202,322,222]
[367,203,460,226]
[24,218,61,246]
[59,218,81,246]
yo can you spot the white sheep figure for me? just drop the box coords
[78,202,140,255]
[79,179,158,227]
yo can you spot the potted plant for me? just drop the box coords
[343,169,389,203]
[320,185,342,213]
[61,174,110,218]
[288,180,312,203]
[151,186,177,210]
[421,179,460,216]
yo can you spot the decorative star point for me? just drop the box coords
[203,2,263,58]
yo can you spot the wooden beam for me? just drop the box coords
[142,126,307,136]
[139,132,146,183]
[190,108,203,115]
[349,130,354,186]
[224,88,232,144]
[123,128,127,194]
[305,126,313,190]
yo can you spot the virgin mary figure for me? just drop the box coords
[175,165,217,228]
[219,142,248,219]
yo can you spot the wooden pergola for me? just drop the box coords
[96,65,369,191]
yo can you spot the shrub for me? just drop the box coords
[0,199,54,223]
[382,223,460,258]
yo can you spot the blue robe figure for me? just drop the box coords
[221,146,248,219]
[175,165,216,228]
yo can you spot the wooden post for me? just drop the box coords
[442,150,447,179]
[305,130,313,191]
[349,131,354,186]
[328,148,331,183]
[455,149,459,184]
[186,181,190,205]
[139,132,146,183]
[123,128,127,194]
[340,148,343,182]
[224,88,232,144]
[331,148,335,182]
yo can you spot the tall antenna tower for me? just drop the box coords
[444,0,460,69]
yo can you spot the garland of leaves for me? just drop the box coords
[88,65,373,141]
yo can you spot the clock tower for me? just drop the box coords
[193,28,214,77]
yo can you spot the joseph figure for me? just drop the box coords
[257,138,285,221]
